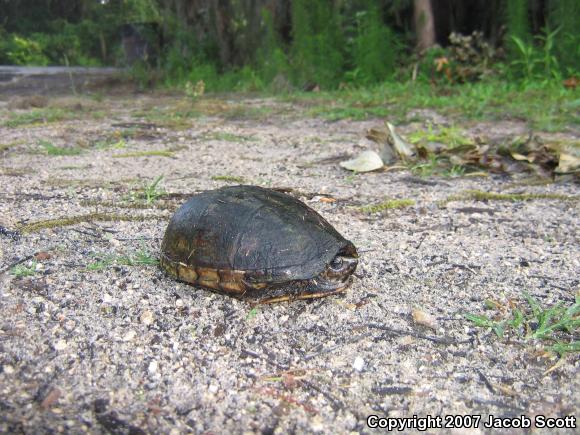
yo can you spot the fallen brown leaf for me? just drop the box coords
[41,387,62,409]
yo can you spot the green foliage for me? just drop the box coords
[290,0,344,89]
[549,0,580,73]
[142,175,165,204]
[10,260,38,277]
[465,293,580,357]
[40,140,82,156]
[256,9,290,87]
[510,26,563,83]
[0,0,577,90]
[87,248,158,271]
[296,80,577,131]
[349,6,398,84]
[358,199,415,213]
[505,0,531,58]
[4,108,73,127]
[0,33,49,65]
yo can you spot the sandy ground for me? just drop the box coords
[0,90,578,434]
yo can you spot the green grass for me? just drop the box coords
[4,108,74,127]
[123,175,167,205]
[113,150,174,158]
[93,138,126,150]
[133,107,200,129]
[18,212,163,233]
[246,306,260,320]
[443,189,578,204]
[10,260,38,277]
[122,175,166,205]
[207,132,256,142]
[286,81,579,131]
[142,175,165,204]
[222,105,277,121]
[211,175,246,183]
[358,198,415,213]
[465,293,580,356]
[39,140,82,156]
[87,248,158,271]
[408,124,473,148]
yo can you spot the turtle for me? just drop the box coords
[160,185,358,303]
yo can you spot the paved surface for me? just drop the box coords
[0,66,125,97]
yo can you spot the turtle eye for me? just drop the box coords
[330,256,344,270]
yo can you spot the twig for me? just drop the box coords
[476,369,496,394]
[414,233,427,249]
[426,259,447,267]
[448,263,479,274]
[71,228,101,238]
[472,398,526,412]
[240,349,288,370]
[241,349,349,414]
[300,379,345,412]
[304,333,372,361]
[366,323,472,345]
[0,255,34,274]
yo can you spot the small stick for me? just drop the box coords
[71,228,101,238]
[366,323,472,345]
[0,255,34,274]
[476,369,496,394]
[304,333,372,361]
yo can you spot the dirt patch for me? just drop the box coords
[0,92,578,433]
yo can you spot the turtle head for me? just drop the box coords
[313,247,358,291]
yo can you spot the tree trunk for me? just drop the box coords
[414,0,436,51]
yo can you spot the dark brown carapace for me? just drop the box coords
[160,186,358,303]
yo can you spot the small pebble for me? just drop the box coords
[353,356,365,371]
[140,310,155,325]
[54,340,67,351]
[148,360,158,375]
[122,330,136,342]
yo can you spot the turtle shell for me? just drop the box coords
[160,185,357,302]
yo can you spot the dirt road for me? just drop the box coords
[0,90,578,433]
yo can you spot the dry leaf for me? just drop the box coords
[340,150,384,172]
[386,122,416,159]
[495,383,518,397]
[41,387,62,409]
[412,308,438,330]
[555,150,580,174]
[34,251,52,261]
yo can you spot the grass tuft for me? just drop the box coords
[208,132,256,142]
[87,248,158,271]
[465,293,580,357]
[211,175,246,183]
[18,213,165,233]
[113,150,174,158]
[358,199,415,213]
[40,140,82,156]
[10,260,38,277]
[4,108,73,127]
[442,189,578,204]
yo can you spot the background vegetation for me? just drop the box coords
[0,0,578,91]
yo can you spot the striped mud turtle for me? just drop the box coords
[160,185,358,303]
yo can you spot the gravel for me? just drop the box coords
[0,92,578,434]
